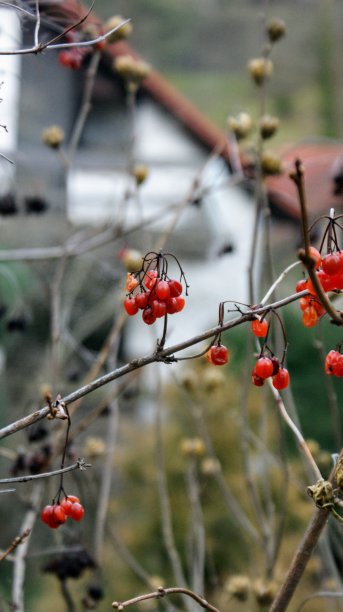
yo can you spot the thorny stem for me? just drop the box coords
[290,159,343,325]
[112,586,220,612]
[0,289,309,440]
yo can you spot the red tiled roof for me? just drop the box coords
[267,143,343,220]
[40,2,343,221]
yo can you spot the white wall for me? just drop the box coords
[0,8,21,191]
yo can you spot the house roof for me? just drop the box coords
[39,1,343,221]
[39,0,229,158]
[267,142,343,220]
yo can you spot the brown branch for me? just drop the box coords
[269,505,331,612]
[270,449,343,611]
[0,289,307,441]
[0,529,31,563]
[290,159,343,325]
[0,458,90,484]
[112,586,220,612]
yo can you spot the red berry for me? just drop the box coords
[272,367,290,390]
[69,502,85,521]
[296,279,307,293]
[58,51,72,68]
[308,246,322,269]
[61,495,80,516]
[144,270,158,290]
[155,280,170,301]
[135,292,149,309]
[175,296,185,312]
[254,357,273,379]
[166,297,178,314]
[124,297,139,316]
[322,253,342,276]
[307,271,334,295]
[325,350,343,376]
[251,318,268,338]
[142,307,156,325]
[299,296,310,311]
[207,344,229,366]
[311,299,325,317]
[302,305,318,328]
[168,279,183,297]
[41,505,55,525]
[41,504,67,528]
[151,299,167,318]
[52,504,67,524]
[252,372,265,386]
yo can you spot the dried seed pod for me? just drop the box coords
[266,18,286,43]
[259,115,280,139]
[247,58,273,85]
[41,125,64,149]
[104,16,132,43]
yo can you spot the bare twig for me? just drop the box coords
[270,449,343,611]
[12,483,43,611]
[267,380,322,482]
[112,586,220,612]
[0,289,307,440]
[0,529,31,563]
[0,458,90,484]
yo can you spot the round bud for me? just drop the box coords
[133,164,149,185]
[261,151,283,176]
[104,16,133,43]
[41,125,64,149]
[266,18,286,43]
[259,115,279,139]
[247,58,273,85]
[227,112,253,140]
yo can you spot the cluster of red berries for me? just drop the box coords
[41,495,84,529]
[252,356,289,390]
[325,350,343,377]
[296,245,343,327]
[124,270,185,325]
[58,31,90,70]
[206,343,229,366]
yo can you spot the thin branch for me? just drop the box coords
[0,458,90,484]
[0,529,31,563]
[11,483,43,611]
[0,289,308,440]
[0,17,131,55]
[112,586,220,612]
[33,0,40,47]
[267,380,322,481]
[270,449,343,611]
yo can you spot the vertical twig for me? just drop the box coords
[11,483,43,611]
[185,458,205,596]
